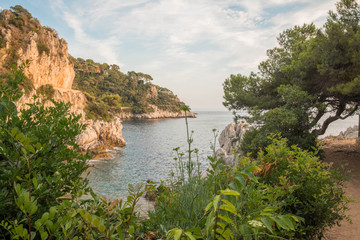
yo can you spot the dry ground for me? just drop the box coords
[322,137,360,240]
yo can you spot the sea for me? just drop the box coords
[87,111,358,199]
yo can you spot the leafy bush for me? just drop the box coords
[0,65,150,239]
[85,101,113,121]
[0,65,90,238]
[255,136,350,239]
[36,84,55,100]
[143,126,349,239]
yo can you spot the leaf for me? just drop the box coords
[10,128,18,137]
[40,231,48,240]
[271,216,288,230]
[92,218,100,228]
[220,189,240,196]
[32,178,38,189]
[16,176,24,181]
[213,195,221,211]
[26,145,36,154]
[15,132,24,141]
[260,217,274,233]
[205,210,215,235]
[99,224,106,232]
[41,212,49,224]
[49,207,56,219]
[128,225,135,235]
[217,221,226,230]
[218,215,234,226]
[173,228,183,240]
[234,175,246,188]
[205,201,213,213]
[184,231,196,240]
[279,215,295,230]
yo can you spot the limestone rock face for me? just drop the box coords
[0,9,74,89]
[118,104,196,119]
[20,33,74,89]
[16,88,87,121]
[216,121,251,166]
[76,117,126,158]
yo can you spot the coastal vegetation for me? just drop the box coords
[72,57,186,120]
[0,0,356,239]
[223,0,360,155]
[0,66,350,239]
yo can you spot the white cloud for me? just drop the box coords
[43,0,339,109]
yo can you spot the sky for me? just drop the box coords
[0,0,338,111]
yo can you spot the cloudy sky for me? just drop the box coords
[0,0,338,110]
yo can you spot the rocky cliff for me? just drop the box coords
[0,7,125,158]
[216,121,251,166]
[0,9,74,89]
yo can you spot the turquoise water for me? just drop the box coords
[88,111,234,199]
[87,111,358,199]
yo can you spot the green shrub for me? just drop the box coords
[0,65,149,239]
[37,41,50,56]
[36,84,55,100]
[85,102,113,121]
[0,64,90,238]
[255,136,350,239]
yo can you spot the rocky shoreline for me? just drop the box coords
[117,105,196,120]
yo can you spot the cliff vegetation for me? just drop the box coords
[72,57,186,120]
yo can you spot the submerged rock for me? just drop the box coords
[216,121,251,166]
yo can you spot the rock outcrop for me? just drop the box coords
[216,121,251,166]
[118,104,196,119]
[76,117,126,159]
[339,125,359,138]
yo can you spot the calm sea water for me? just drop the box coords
[87,111,358,199]
[88,111,234,199]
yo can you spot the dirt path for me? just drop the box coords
[322,138,360,240]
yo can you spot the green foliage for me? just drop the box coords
[0,65,152,239]
[223,0,360,154]
[36,84,55,100]
[0,66,350,239]
[144,113,349,239]
[36,41,50,56]
[0,65,90,238]
[255,136,350,239]
[10,5,33,19]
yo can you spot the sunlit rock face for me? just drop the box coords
[76,117,126,158]
[18,33,75,89]
[216,121,251,166]
[0,9,74,89]
[0,8,126,157]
